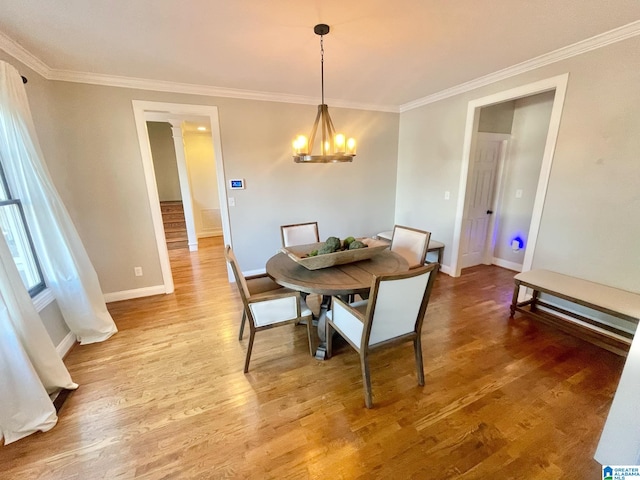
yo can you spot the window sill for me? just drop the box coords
[33,288,55,313]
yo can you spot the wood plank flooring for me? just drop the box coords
[0,237,624,479]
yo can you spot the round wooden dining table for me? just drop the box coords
[266,249,409,359]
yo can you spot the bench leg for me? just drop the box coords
[530,290,540,312]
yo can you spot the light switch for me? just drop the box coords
[444,191,450,200]
[228,197,235,207]
[515,189,523,198]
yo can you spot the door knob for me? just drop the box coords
[486,210,493,214]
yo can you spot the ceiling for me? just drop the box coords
[1,0,639,111]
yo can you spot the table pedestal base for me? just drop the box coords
[314,295,332,360]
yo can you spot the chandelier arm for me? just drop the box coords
[325,108,337,140]
[323,107,337,154]
[307,105,322,155]
[321,105,329,154]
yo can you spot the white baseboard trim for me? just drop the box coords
[492,257,523,272]
[56,331,77,358]
[104,285,167,303]
[438,264,452,276]
[243,268,266,277]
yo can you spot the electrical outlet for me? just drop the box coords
[134,266,143,277]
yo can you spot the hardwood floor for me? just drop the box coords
[1,237,624,479]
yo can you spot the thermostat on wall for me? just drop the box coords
[229,179,245,190]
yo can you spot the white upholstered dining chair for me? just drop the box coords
[225,245,313,372]
[390,225,431,269]
[280,221,320,248]
[236,274,283,341]
[326,263,439,408]
[280,221,321,311]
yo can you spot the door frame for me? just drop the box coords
[450,74,569,277]
[132,100,231,293]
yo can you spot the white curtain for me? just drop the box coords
[0,61,117,344]
[0,230,78,444]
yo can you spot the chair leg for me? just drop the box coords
[326,322,334,359]
[414,336,425,386]
[360,352,373,408]
[244,329,255,373]
[239,311,247,340]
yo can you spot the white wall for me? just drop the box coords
[220,100,399,270]
[478,101,515,134]
[0,50,400,293]
[4,33,637,300]
[38,298,70,349]
[183,128,221,237]
[494,91,555,265]
[147,121,182,202]
[397,35,640,294]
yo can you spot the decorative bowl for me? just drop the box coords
[281,238,389,270]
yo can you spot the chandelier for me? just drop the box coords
[292,24,356,163]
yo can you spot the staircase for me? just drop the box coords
[160,201,188,250]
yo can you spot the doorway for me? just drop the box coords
[450,74,569,277]
[132,101,232,293]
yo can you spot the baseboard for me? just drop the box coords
[492,257,523,272]
[104,285,167,303]
[56,331,77,358]
[244,268,266,277]
[437,264,450,275]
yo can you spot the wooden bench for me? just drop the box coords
[510,269,640,355]
[376,230,445,264]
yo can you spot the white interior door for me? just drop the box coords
[460,134,502,269]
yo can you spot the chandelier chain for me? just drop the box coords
[320,35,325,106]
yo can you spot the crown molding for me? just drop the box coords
[48,69,399,113]
[0,30,51,78]
[400,20,640,112]
[3,20,639,114]
[0,28,398,113]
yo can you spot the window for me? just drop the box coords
[0,158,46,297]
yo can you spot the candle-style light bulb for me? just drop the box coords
[334,133,346,154]
[346,138,356,155]
[293,135,309,155]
